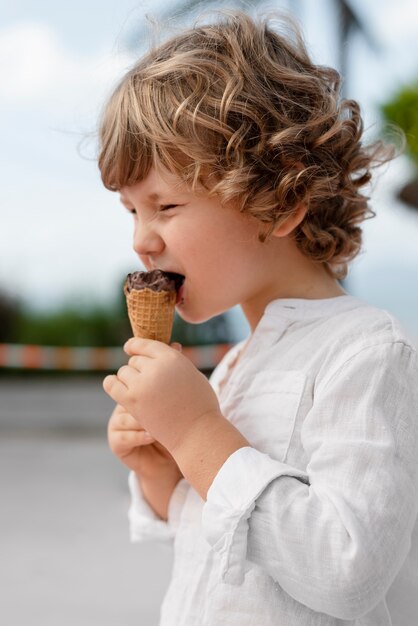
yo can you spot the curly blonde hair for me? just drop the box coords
[98,10,394,279]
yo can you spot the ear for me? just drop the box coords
[271,203,308,238]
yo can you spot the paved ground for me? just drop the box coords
[0,376,173,626]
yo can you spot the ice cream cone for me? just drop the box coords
[124,283,177,344]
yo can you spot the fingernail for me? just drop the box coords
[143,431,154,443]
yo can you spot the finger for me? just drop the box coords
[124,337,167,357]
[123,429,155,446]
[127,355,149,372]
[170,342,182,352]
[109,408,142,431]
[116,364,140,385]
[110,429,155,454]
[103,375,128,403]
[141,431,156,444]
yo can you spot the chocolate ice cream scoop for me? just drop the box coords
[126,269,184,294]
[123,270,184,343]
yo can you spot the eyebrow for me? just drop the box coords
[147,192,162,202]
[120,192,162,206]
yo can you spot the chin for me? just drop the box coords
[175,305,219,325]
[175,310,208,325]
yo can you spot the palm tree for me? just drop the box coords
[127,0,377,98]
[335,0,379,96]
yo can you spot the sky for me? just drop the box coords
[1,0,418,341]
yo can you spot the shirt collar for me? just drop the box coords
[263,294,363,321]
[238,295,366,360]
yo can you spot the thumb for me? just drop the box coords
[170,342,182,352]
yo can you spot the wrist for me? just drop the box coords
[135,464,183,486]
[136,471,183,521]
[169,411,250,500]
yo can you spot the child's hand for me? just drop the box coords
[103,338,222,455]
[107,403,183,482]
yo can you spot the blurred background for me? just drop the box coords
[1,1,418,624]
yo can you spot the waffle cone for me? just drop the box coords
[124,284,176,344]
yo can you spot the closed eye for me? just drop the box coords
[123,204,179,216]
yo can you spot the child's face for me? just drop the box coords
[119,166,280,326]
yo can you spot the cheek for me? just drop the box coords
[176,228,212,269]
[179,213,262,280]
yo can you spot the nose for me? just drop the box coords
[132,218,165,257]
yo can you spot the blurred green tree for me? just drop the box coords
[381,82,418,169]
[0,291,23,342]
[15,305,126,347]
[0,275,234,348]
[381,81,418,209]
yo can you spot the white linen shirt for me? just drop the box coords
[128,295,418,626]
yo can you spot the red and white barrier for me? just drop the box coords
[0,343,233,371]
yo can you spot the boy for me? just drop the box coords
[101,10,418,625]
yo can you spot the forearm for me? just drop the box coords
[170,411,250,501]
[136,470,183,521]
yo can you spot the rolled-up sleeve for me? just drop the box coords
[128,472,189,543]
[202,342,418,620]
[203,448,309,581]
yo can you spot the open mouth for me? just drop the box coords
[176,280,185,305]
[161,271,185,304]
[174,274,185,304]
[164,271,185,291]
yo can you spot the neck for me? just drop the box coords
[241,239,347,332]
